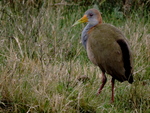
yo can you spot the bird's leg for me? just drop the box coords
[111,78,115,103]
[97,72,107,94]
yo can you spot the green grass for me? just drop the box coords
[0,1,150,113]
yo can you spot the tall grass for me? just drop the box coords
[0,1,150,113]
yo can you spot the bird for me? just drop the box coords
[72,8,133,102]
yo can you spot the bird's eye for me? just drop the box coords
[89,13,93,17]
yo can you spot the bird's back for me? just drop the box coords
[87,23,133,83]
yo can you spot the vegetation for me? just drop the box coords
[0,0,150,112]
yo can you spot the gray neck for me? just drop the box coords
[81,24,95,49]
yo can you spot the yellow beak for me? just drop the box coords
[72,15,88,27]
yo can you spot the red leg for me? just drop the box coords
[97,72,107,94]
[111,78,115,103]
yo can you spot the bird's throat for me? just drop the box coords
[81,24,96,49]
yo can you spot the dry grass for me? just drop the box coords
[0,1,150,113]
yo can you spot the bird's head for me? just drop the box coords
[72,9,102,27]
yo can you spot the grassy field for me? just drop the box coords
[0,1,150,113]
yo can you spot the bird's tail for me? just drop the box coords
[128,74,133,84]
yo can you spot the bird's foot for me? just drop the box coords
[110,96,114,103]
[110,99,114,103]
[96,90,102,96]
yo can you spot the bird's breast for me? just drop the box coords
[86,43,98,65]
[86,34,105,66]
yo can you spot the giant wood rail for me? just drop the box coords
[73,9,133,102]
